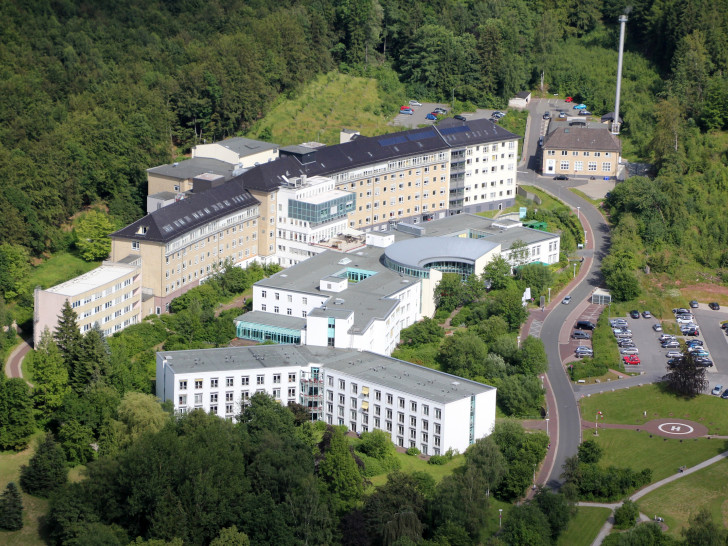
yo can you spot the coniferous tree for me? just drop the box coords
[31,329,70,423]
[0,482,23,531]
[20,433,68,497]
[53,300,82,372]
[72,324,111,392]
[0,377,36,451]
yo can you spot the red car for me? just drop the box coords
[565,96,573,103]
[623,355,641,365]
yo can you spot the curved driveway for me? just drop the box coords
[529,175,611,488]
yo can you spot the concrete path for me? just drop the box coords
[586,449,728,544]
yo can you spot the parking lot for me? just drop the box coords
[391,104,503,128]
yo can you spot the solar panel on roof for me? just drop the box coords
[440,126,469,135]
[406,130,436,142]
[378,135,408,147]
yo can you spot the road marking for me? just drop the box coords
[657,423,694,435]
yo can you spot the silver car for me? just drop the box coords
[620,347,639,355]
[666,351,682,358]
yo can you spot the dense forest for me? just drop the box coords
[2,0,728,267]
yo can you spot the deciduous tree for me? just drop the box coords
[74,210,114,261]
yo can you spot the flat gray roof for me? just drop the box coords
[256,248,418,333]
[160,345,308,375]
[212,137,279,156]
[391,214,558,250]
[147,157,236,180]
[234,310,307,331]
[384,237,500,268]
[160,345,494,403]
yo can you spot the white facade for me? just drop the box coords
[156,345,496,454]
[449,140,519,215]
[33,261,142,346]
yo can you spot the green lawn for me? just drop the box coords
[245,71,396,146]
[368,451,464,487]
[569,188,604,208]
[27,251,100,291]
[557,506,612,546]
[637,458,728,537]
[591,428,727,483]
[580,383,728,435]
[0,433,49,546]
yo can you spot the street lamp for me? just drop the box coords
[533,463,537,489]
[548,287,551,303]
[577,206,580,221]
[573,262,577,278]
[499,509,503,528]
[545,417,550,437]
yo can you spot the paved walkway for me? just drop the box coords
[4,330,32,384]
[587,449,728,544]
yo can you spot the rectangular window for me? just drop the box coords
[289,373,296,382]
[588,162,597,171]
[210,393,218,403]
[410,401,417,412]
[179,380,187,390]
[210,378,218,388]
[375,390,381,401]
[288,387,296,397]
[256,375,264,385]
[195,380,203,389]
[339,379,346,389]
[351,383,358,394]
[273,374,281,384]
[435,408,442,420]
[387,394,393,405]
[241,376,249,386]
[560,160,569,170]
[602,162,611,172]
[398,397,405,409]
[226,377,234,387]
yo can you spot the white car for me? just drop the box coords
[652,323,663,332]
[712,385,724,396]
[620,347,639,355]
[610,319,628,327]
[666,351,682,358]
[409,100,422,106]
[562,296,572,305]
[676,316,695,324]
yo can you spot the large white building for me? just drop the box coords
[156,344,497,454]
[33,260,142,346]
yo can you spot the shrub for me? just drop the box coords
[614,500,639,529]
[569,358,608,380]
[428,454,448,465]
[406,447,421,456]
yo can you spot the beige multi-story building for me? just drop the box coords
[110,181,261,314]
[542,125,621,179]
[33,261,142,345]
[192,136,279,167]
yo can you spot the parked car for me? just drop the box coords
[630,310,640,319]
[574,104,587,109]
[673,308,690,315]
[721,389,728,400]
[721,323,728,330]
[578,110,592,116]
[623,355,641,365]
[400,107,413,115]
[712,384,723,396]
[610,319,628,327]
[409,100,422,106]
[454,114,467,121]
[695,358,714,367]
[620,347,639,355]
[492,110,504,117]
[682,327,700,336]
[691,349,710,358]
[689,300,699,308]
[559,111,567,119]
[642,311,652,318]
[652,323,663,332]
[554,174,569,180]
[618,341,636,348]
[576,320,596,330]
[667,358,684,367]
[613,328,632,335]
[659,334,676,342]
[686,339,704,347]
[572,331,591,340]
[543,112,551,120]
[425,113,438,120]
[538,136,544,147]
[434,107,447,114]
[676,316,695,324]
[709,302,720,310]
[662,341,681,349]
[562,296,572,305]
[565,96,574,102]
[666,351,683,359]
[615,332,633,339]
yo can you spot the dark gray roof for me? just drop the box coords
[235,120,518,193]
[543,127,621,152]
[209,137,279,156]
[111,180,259,243]
[147,157,236,180]
[600,112,623,123]
[234,310,307,331]
[515,91,531,99]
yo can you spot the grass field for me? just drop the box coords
[591,428,727,483]
[637,458,728,537]
[580,383,728,435]
[557,506,612,546]
[569,188,604,208]
[27,251,100,291]
[245,72,396,146]
[368,451,464,487]
[0,433,48,545]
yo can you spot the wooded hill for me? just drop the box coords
[1,0,728,277]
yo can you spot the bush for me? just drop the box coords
[569,358,608,380]
[428,454,448,465]
[434,308,451,323]
[614,500,639,529]
[357,452,384,477]
[406,447,421,456]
